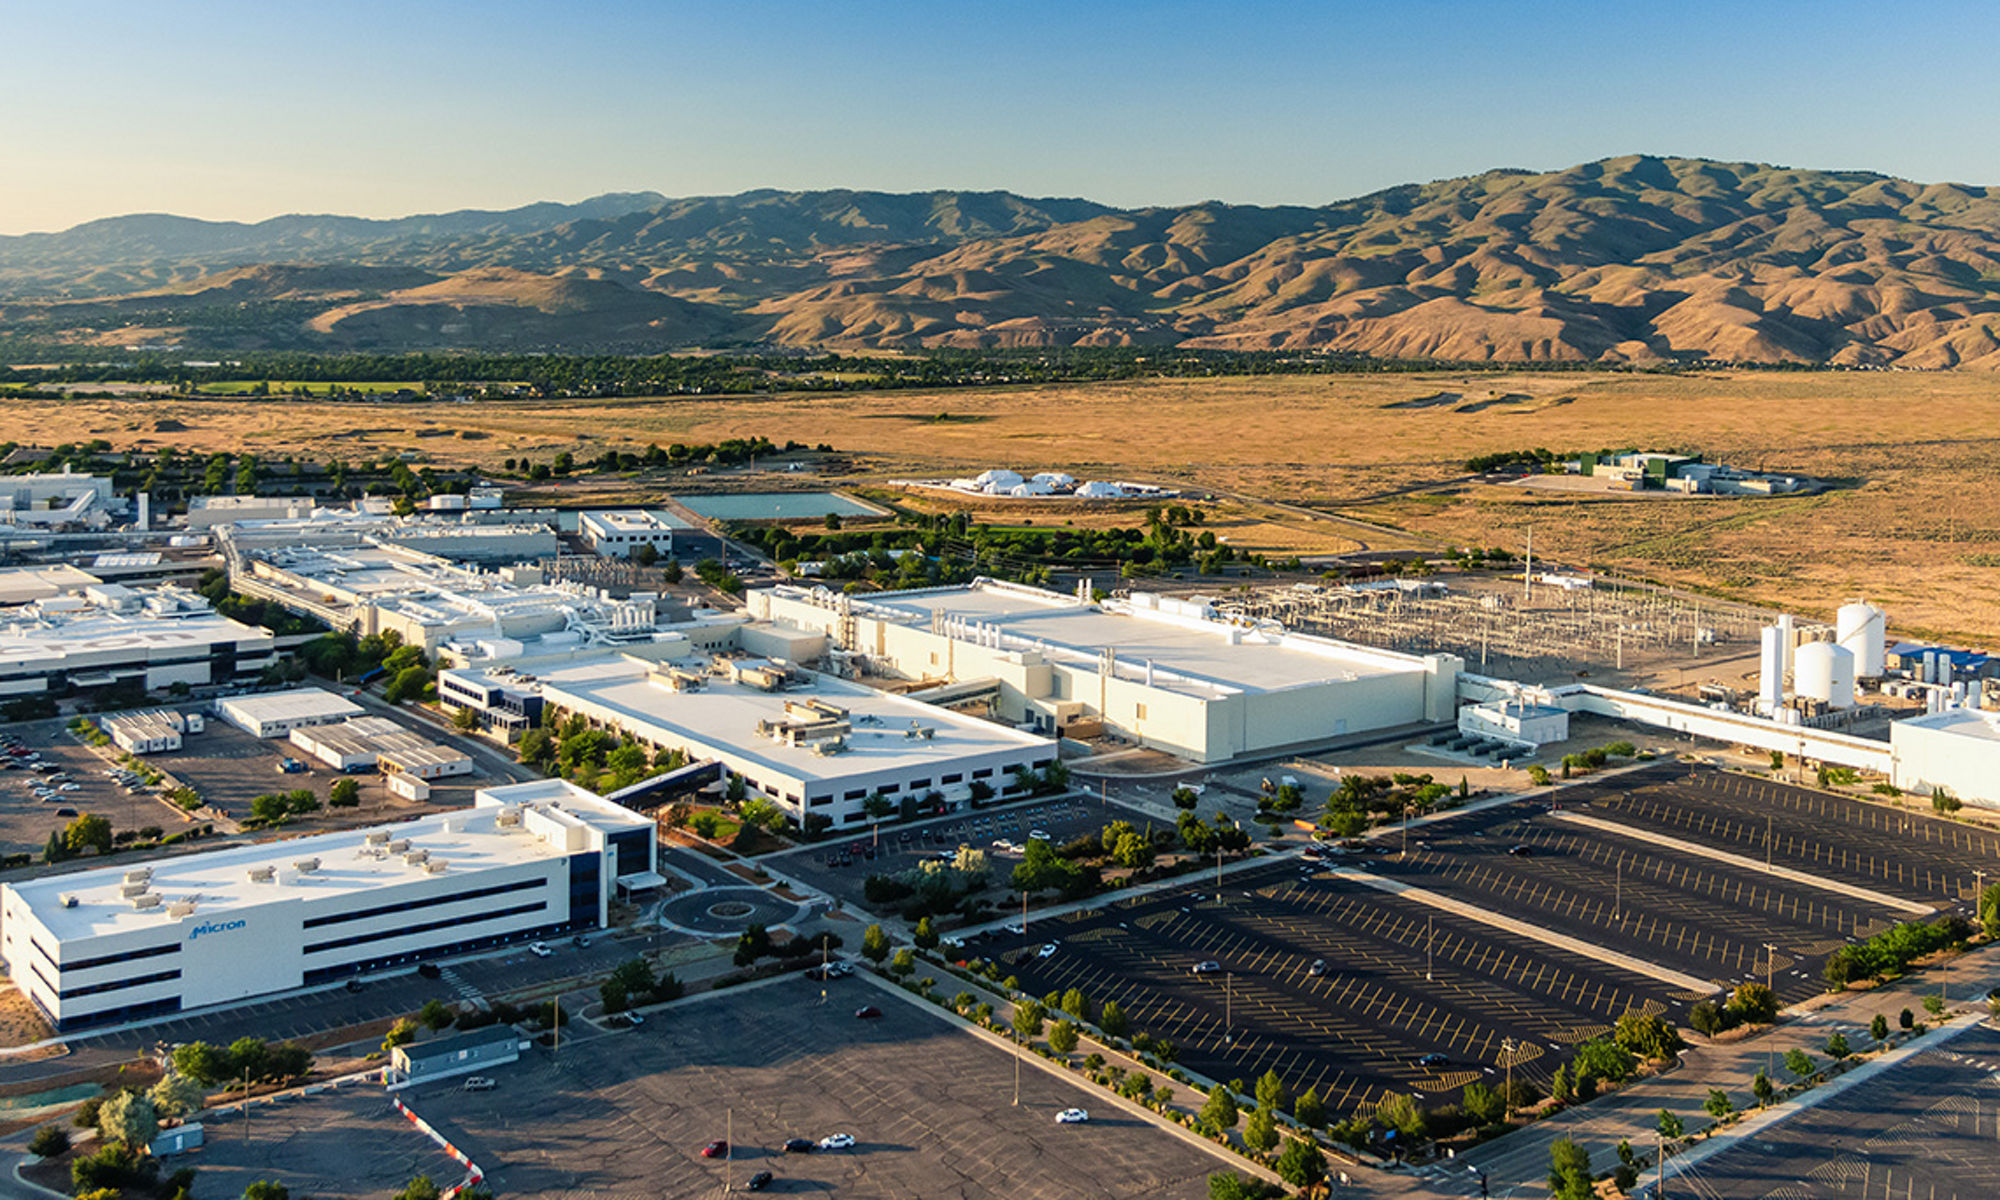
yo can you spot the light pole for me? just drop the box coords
[1426,915,1434,982]
[1500,1037,1518,1118]
[1615,858,1623,924]
[1225,971,1234,1043]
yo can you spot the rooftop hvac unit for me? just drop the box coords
[59,894,78,909]
[293,857,321,873]
[120,882,150,898]
[425,860,449,874]
[366,831,391,845]
[496,808,522,827]
[246,866,276,884]
[387,840,410,854]
[131,893,162,910]
[167,901,196,918]
[404,850,430,866]
[123,868,152,884]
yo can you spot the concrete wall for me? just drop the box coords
[1890,720,2000,809]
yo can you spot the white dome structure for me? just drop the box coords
[1032,472,1075,488]
[1075,480,1125,498]
[1794,641,1857,709]
[974,469,1024,494]
[1836,601,1887,678]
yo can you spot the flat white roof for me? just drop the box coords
[219,687,364,725]
[582,510,686,533]
[851,582,1424,697]
[1898,707,2000,743]
[0,564,100,606]
[0,609,269,671]
[535,654,1048,784]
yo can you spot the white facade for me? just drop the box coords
[1891,708,2000,809]
[286,716,466,777]
[1458,700,1569,747]
[751,581,1459,765]
[580,511,680,558]
[100,710,191,755]
[0,469,114,527]
[217,688,364,738]
[0,588,274,699]
[446,650,1057,829]
[0,780,653,1031]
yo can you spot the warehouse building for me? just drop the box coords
[216,688,364,739]
[0,779,653,1031]
[99,710,202,755]
[1890,707,2000,809]
[750,580,1460,764]
[0,586,275,700]
[389,1025,523,1089]
[288,716,473,779]
[440,650,1056,829]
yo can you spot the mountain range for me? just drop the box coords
[8,155,2000,366]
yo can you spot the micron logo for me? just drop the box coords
[187,919,247,941]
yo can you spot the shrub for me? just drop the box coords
[27,1124,68,1158]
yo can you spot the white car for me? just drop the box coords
[1055,1108,1089,1124]
[528,942,554,958]
[1028,830,1052,841]
[817,1133,855,1151]
[1004,922,1025,935]
[1037,943,1059,959]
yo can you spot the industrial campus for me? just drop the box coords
[0,450,1990,1200]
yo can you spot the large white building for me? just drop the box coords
[216,687,365,738]
[441,651,1056,829]
[1890,707,2000,809]
[0,586,274,699]
[0,780,654,1031]
[580,510,681,558]
[751,581,1460,764]
[0,469,115,527]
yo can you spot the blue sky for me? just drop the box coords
[4,0,1995,233]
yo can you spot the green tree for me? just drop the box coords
[170,1042,231,1087]
[27,1125,69,1159]
[1825,1030,1850,1060]
[1048,1018,1079,1056]
[1871,1013,1890,1042]
[1292,1084,1327,1129]
[1548,1137,1594,1200]
[97,1089,158,1150]
[1012,1000,1046,1040]
[1900,1007,1915,1030]
[1784,1048,1817,1081]
[1060,987,1089,1020]
[861,923,890,964]
[1112,831,1155,870]
[1206,1173,1281,1200]
[1657,1108,1684,1139]
[1704,1088,1734,1119]
[1924,993,1946,1017]
[383,1018,418,1054]
[1614,1009,1684,1059]
[1012,837,1073,894]
[1689,1000,1724,1037]
[1099,999,1129,1039]
[1199,1085,1239,1134]
[1751,1070,1775,1106]
[1729,981,1779,1025]
[328,777,360,808]
[1462,1080,1503,1125]
[1550,1061,1573,1103]
[450,704,481,732]
[912,916,939,950]
[1375,1092,1428,1139]
[384,665,433,705]
[147,1069,204,1120]
[244,1183,291,1200]
[1273,1135,1327,1190]
[393,1175,443,1200]
[418,999,455,1032]
[63,813,113,856]
[1254,1069,1289,1113]
[1242,1107,1278,1153]
[889,947,916,978]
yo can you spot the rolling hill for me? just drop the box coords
[8,156,2000,365]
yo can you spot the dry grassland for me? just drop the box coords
[13,368,2000,639]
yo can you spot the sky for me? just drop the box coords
[5,0,1998,234]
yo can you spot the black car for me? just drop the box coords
[1507,844,1535,857]
[1412,1052,1449,1068]
[746,1171,773,1192]
[783,1138,816,1154]
[417,963,442,980]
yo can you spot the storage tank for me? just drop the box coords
[1836,602,1887,678]
[1758,626,1785,710]
[1794,641,1857,709]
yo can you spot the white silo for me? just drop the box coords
[1835,602,1887,678]
[1777,613,1796,680]
[1758,626,1785,710]
[1794,641,1857,709]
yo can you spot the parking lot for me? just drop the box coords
[403,974,1231,1199]
[149,1082,464,1200]
[1667,1021,2000,1199]
[1006,855,1676,1119]
[1364,793,1915,1007]
[0,720,187,855]
[763,794,1159,915]
[1572,762,1998,906]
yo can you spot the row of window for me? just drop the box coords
[303,900,547,956]
[60,968,181,1001]
[57,940,179,974]
[302,876,547,930]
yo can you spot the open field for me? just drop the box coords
[10,368,2000,635]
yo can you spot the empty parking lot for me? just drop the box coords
[401,974,1233,1199]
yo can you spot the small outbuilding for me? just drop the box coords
[389,1025,525,1090]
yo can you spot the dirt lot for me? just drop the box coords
[12,367,2000,637]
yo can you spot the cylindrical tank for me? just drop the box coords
[1758,626,1785,709]
[1836,602,1887,678]
[1794,641,1857,709]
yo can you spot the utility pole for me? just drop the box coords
[725,1107,733,1193]
[1225,970,1234,1043]
[1426,914,1434,982]
[1501,1038,1518,1118]
[1615,857,1622,924]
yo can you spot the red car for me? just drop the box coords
[702,1140,729,1159]
[854,1005,882,1020]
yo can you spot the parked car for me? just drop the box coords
[1412,1053,1449,1068]
[528,942,554,958]
[1507,844,1535,857]
[54,808,76,817]
[783,1138,816,1154]
[701,1139,729,1159]
[1190,960,1223,975]
[1028,829,1052,841]
[1037,943,1059,959]
[462,1076,496,1091]
[817,1134,855,1151]
[1308,959,1327,977]
[1055,1108,1090,1124]
[854,1005,882,1020]
[745,1171,773,1191]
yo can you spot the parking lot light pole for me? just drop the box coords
[1500,1038,1517,1118]
[1426,915,1434,982]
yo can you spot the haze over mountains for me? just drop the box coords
[8,155,2000,367]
